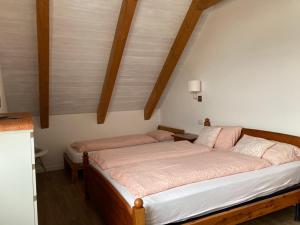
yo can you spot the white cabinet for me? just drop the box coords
[0,113,38,225]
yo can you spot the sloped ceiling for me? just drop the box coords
[0,0,192,115]
[0,1,38,113]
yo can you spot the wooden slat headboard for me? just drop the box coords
[242,128,300,148]
[205,118,300,148]
[157,125,185,134]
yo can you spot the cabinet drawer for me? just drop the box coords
[32,166,37,197]
[30,132,35,165]
[34,196,38,225]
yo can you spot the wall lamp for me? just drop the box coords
[188,80,202,102]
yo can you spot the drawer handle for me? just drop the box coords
[32,164,36,170]
[33,195,37,201]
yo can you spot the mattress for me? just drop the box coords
[91,161,300,225]
[66,145,83,163]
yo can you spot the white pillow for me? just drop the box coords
[293,146,300,157]
[233,135,275,158]
[195,127,222,148]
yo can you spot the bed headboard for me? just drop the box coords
[205,118,300,148]
[242,128,300,148]
[157,125,185,134]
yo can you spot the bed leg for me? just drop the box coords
[295,204,300,221]
[83,152,90,200]
[63,155,68,172]
[63,153,70,174]
[71,165,78,183]
[133,199,145,225]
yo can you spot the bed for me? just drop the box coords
[83,118,300,225]
[64,125,185,182]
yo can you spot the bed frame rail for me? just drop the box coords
[158,125,185,134]
[242,128,300,148]
[183,189,300,225]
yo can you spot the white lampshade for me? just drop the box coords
[0,67,7,113]
[188,80,201,93]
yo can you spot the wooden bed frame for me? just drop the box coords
[64,152,83,183]
[64,125,185,182]
[83,118,300,225]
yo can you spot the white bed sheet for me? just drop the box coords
[91,161,300,225]
[66,145,83,163]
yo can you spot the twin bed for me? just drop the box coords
[87,158,300,225]
[64,125,185,182]
[73,119,300,225]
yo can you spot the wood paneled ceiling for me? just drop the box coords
[0,0,38,113]
[0,0,221,120]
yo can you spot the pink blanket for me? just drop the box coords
[71,134,158,153]
[90,141,211,170]
[109,151,271,198]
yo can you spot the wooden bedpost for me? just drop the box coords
[83,152,89,199]
[295,204,300,221]
[132,198,145,225]
[204,118,211,127]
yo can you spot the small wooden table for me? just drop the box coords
[172,133,198,143]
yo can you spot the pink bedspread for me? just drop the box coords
[90,141,211,170]
[71,134,157,153]
[109,151,271,198]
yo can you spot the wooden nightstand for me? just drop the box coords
[172,133,198,143]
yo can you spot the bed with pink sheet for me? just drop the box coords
[89,144,300,225]
[65,129,178,164]
[90,155,300,225]
[84,125,300,225]
[64,127,184,181]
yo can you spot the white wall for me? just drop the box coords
[33,110,160,171]
[161,0,300,135]
[0,67,7,113]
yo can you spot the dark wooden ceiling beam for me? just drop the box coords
[97,0,138,124]
[36,0,50,129]
[197,0,223,10]
[144,0,222,120]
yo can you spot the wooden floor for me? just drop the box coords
[37,170,299,225]
[37,170,103,225]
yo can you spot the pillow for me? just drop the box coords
[262,142,298,165]
[147,130,174,142]
[214,126,242,150]
[233,135,275,158]
[194,127,222,148]
[294,147,300,157]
